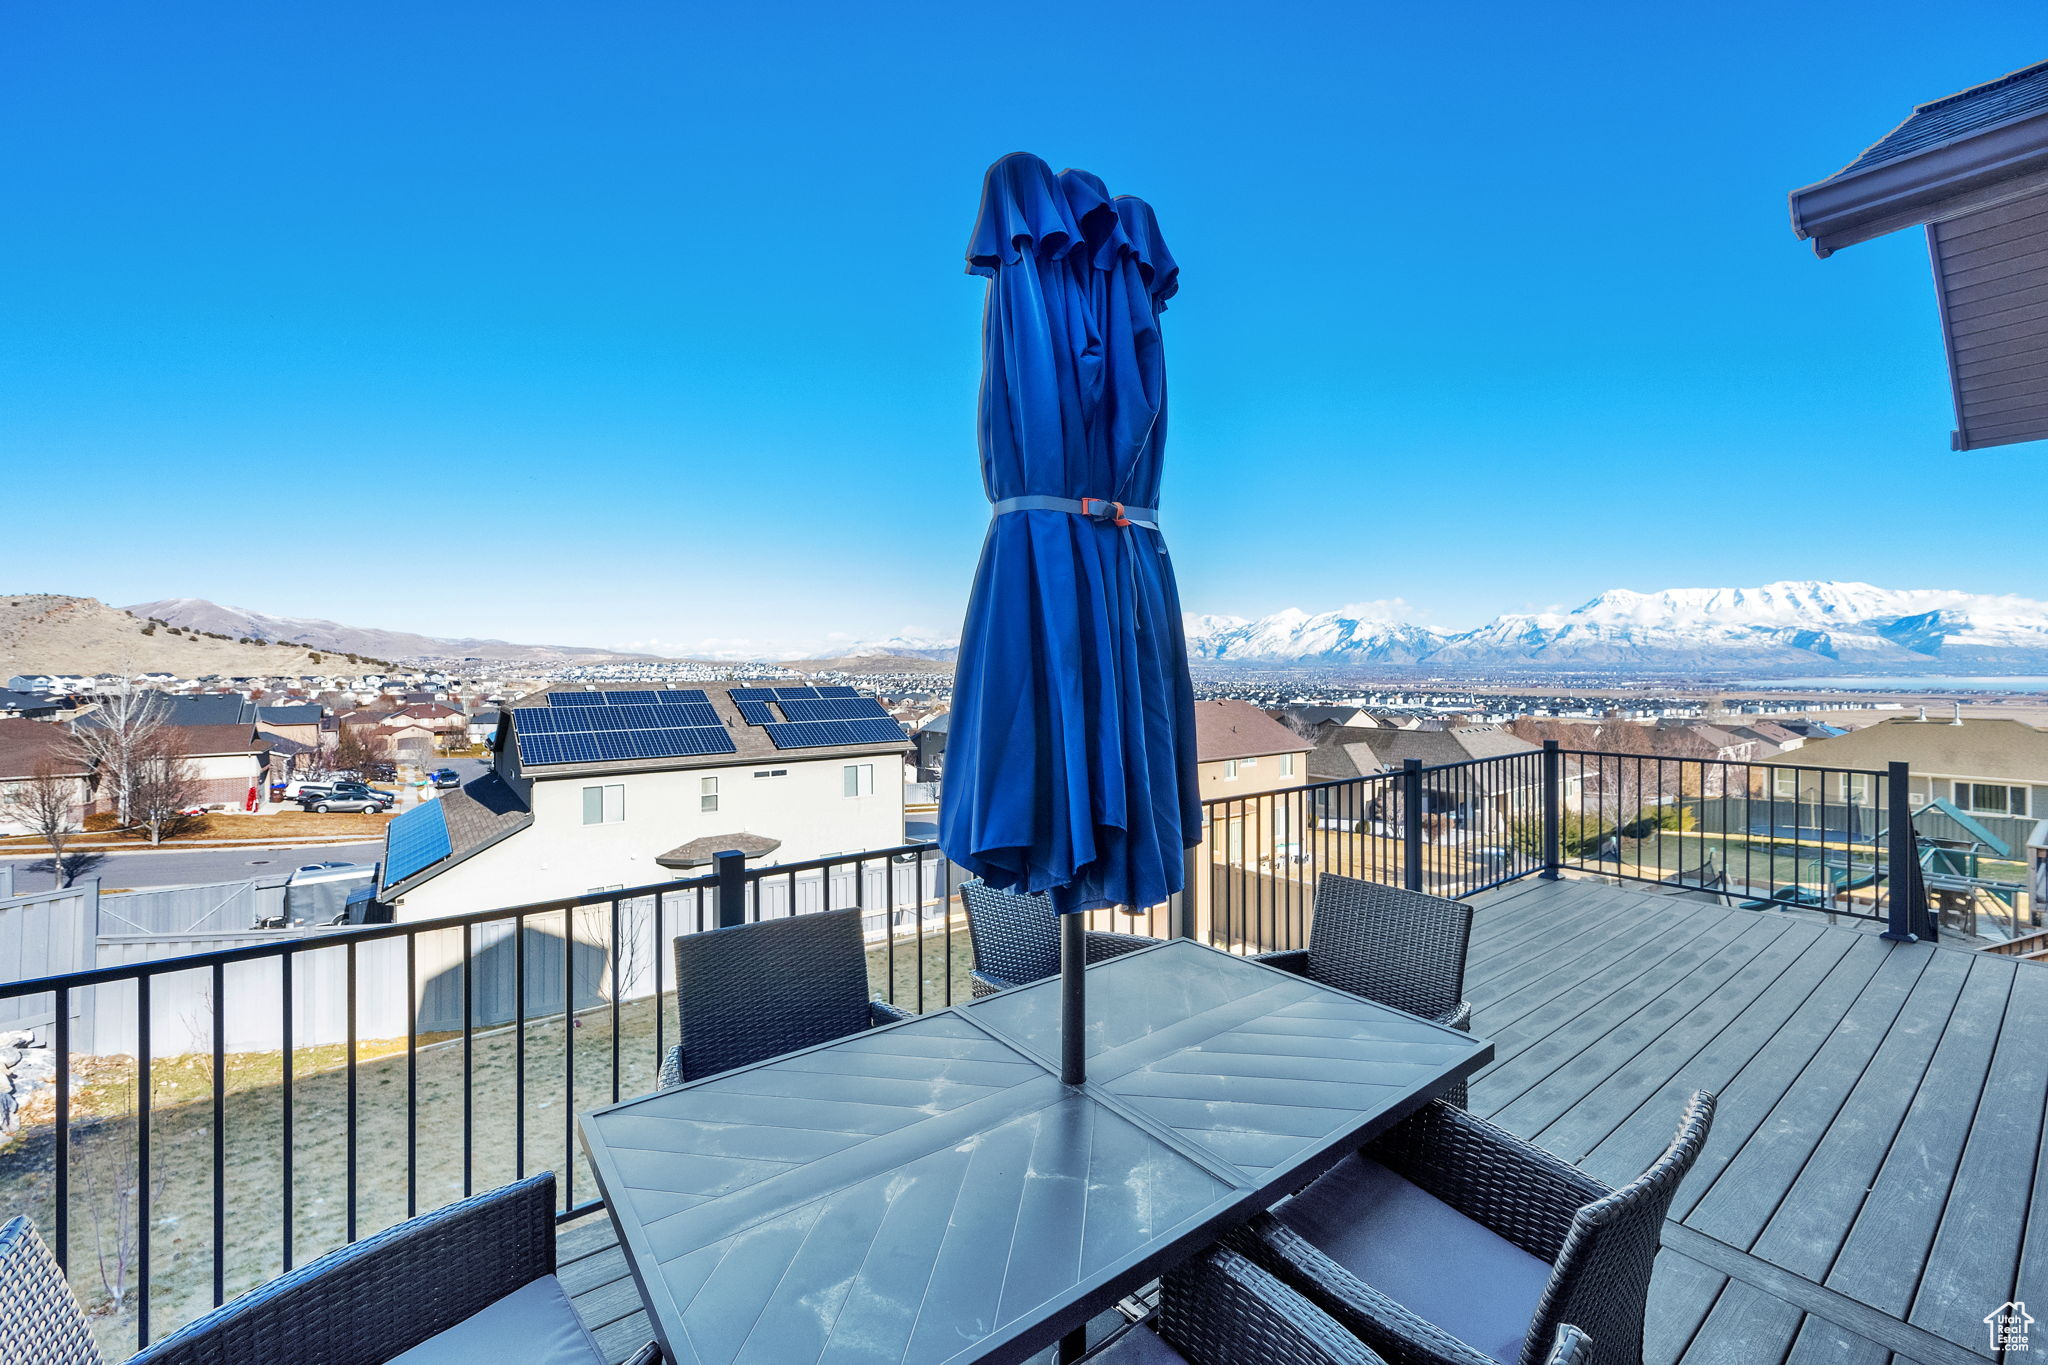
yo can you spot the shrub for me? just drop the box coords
[82,811,123,832]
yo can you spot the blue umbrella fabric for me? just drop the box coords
[939,152,1199,916]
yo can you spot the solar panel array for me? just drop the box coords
[514,687,735,767]
[384,801,452,885]
[546,689,710,707]
[763,717,907,749]
[736,700,777,726]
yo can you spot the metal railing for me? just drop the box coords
[0,744,1944,1354]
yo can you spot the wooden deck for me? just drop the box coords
[562,877,2046,1364]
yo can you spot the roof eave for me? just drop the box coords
[1791,106,2048,255]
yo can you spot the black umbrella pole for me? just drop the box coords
[1060,913,1086,1084]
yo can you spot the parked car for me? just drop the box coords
[280,780,336,802]
[428,768,462,789]
[300,792,393,814]
[299,784,395,814]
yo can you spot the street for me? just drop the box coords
[0,758,494,895]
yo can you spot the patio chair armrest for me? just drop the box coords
[130,1174,558,1365]
[660,1044,684,1089]
[869,999,917,1025]
[1154,1244,1391,1365]
[1084,930,1156,963]
[1438,1000,1472,1031]
[1233,1214,1497,1365]
[0,1216,100,1364]
[1365,1103,1608,1261]
[970,969,1018,997]
[1253,949,1312,977]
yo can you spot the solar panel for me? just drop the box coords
[548,692,606,706]
[520,725,735,766]
[383,801,452,885]
[728,688,775,703]
[596,690,662,706]
[771,687,822,701]
[736,700,777,726]
[815,686,860,698]
[655,689,711,705]
[763,717,905,749]
[778,697,892,723]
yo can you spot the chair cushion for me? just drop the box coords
[1084,1321,1189,1363]
[1276,1156,1551,1365]
[387,1274,605,1364]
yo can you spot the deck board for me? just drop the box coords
[560,877,2039,1365]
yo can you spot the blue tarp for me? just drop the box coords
[939,153,1200,914]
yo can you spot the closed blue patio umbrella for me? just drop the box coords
[940,152,1200,1082]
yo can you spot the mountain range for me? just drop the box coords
[129,599,662,665]
[1181,581,2048,672]
[95,581,2048,675]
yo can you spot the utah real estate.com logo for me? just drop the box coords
[1987,1301,2034,1353]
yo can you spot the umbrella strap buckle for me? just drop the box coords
[1080,498,1132,527]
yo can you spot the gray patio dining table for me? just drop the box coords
[579,937,1491,1365]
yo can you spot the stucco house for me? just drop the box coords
[377,682,910,922]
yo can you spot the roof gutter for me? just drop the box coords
[1789,106,2048,256]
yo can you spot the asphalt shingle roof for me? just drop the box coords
[1823,60,2048,183]
[378,772,533,897]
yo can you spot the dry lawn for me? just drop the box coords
[0,921,983,1358]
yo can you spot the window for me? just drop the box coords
[1240,757,1258,769]
[700,776,719,813]
[843,763,874,798]
[1280,753,1296,778]
[581,783,624,825]
[1772,771,1796,799]
[752,769,788,779]
[1841,774,1870,806]
[1955,782,2028,816]
[1222,759,1239,780]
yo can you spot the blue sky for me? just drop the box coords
[4,3,2043,655]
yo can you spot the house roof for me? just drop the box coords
[0,719,87,780]
[1790,60,2048,450]
[1309,725,1538,791]
[256,703,321,726]
[1193,700,1313,763]
[1776,716,2048,785]
[656,832,782,868]
[504,682,910,780]
[389,703,462,720]
[174,724,267,757]
[378,772,533,897]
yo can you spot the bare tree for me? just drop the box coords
[128,730,201,846]
[330,723,381,776]
[68,678,170,826]
[0,758,82,883]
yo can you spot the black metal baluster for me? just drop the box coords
[211,964,224,1306]
[650,894,664,1085]
[563,905,576,1212]
[281,952,294,1271]
[516,912,528,1176]
[610,897,623,1102]
[54,987,68,1276]
[346,941,358,1242]
[462,922,474,1197]
[406,932,418,1218]
[136,974,152,1346]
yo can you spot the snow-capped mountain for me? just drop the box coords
[1184,608,1450,663]
[1188,582,2048,672]
[807,635,960,662]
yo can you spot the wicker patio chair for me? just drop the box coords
[1082,1245,1390,1364]
[961,878,1154,996]
[2,1175,659,1364]
[660,905,914,1087]
[0,1215,100,1365]
[1253,874,1475,1104]
[1239,1093,1714,1365]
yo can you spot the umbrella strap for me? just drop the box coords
[991,495,1159,530]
